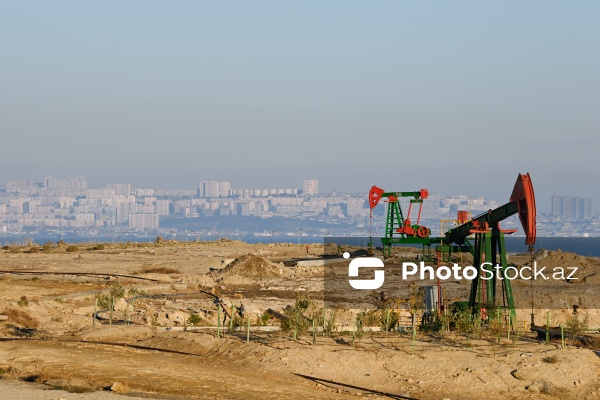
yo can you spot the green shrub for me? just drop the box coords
[187,313,202,326]
[43,241,54,253]
[96,282,125,310]
[255,313,271,326]
[565,312,589,342]
[281,295,312,339]
[17,295,29,307]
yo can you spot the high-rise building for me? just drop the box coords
[102,184,131,196]
[219,181,231,197]
[551,195,593,220]
[155,200,171,216]
[199,181,231,197]
[303,179,318,195]
[44,176,87,190]
[129,213,159,230]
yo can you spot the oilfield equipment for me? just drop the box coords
[368,173,537,325]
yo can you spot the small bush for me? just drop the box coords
[66,245,79,253]
[281,295,312,339]
[486,318,504,356]
[321,309,337,336]
[187,313,202,326]
[96,282,125,311]
[255,313,271,326]
[352,311,368,344]
[43,242,54,253]
[379,306,400,332]
[564,312,589,345]
[94,244,105,250]
[28,246,40,253]
[17,296,29,307]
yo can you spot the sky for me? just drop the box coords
[1,1,599,211]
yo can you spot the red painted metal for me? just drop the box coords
[369,186,385,209]
[457,211,469,224]
[420,189,429,200]
[509,173,537,246]
[396,220,416,236]
[417,226,429,238]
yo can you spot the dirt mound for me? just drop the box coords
[535,249,589,267]
[219,254,283,279]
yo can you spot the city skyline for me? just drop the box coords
[1,174,594,215]
[1,174,596,243]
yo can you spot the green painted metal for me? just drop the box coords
[468,229,517,325]
[379,191,431,257]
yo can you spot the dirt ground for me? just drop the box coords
[0,240,599,399]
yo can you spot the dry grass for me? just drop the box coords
[139,266,180,274]
[542,354,560,364]
[3,308,39,328]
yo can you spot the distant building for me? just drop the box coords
[5,180,40,194]
[102,184,131,196]
[155,200,170,216]
[129,213,159,230]
[219,181,231,197]
[303,179,318,195]
[551,195,592,220]
[199,181,230,198]
[136,188,155,197]
[44,176,87,190]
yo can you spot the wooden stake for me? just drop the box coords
[217,304,221,338]
[246,316,250,343]
[411,313,416,355]
[110,297,114,325]
[229,305,236,333]
[128,292,137,326]
[93,298,97,326]
[546,311,550,345]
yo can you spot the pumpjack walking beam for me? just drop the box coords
[443,173,537,325]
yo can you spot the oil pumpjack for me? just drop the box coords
[368,173,537,325]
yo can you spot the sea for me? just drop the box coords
[3,233,600,257]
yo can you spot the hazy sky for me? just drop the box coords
[1,1,598,211]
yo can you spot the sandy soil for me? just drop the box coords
[0,240,598,399]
